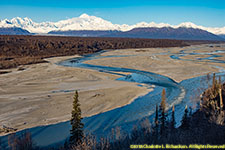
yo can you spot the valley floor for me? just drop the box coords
[0,55,151,135]
[0,43,225,136]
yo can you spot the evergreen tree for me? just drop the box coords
[171,105,176,130]
[159,88,168,135]
[155,104,159,127]
[181,105,189,129]
[212,73,216,89]
[189,106,192,117]
[153,104,159,141]
[69,90,84,146]
[219,76,221,85]
[64,139,69,150]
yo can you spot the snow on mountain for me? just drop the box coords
[174,22,225,35]
[0,13,224,35]
[54,13,118,31]
[0,17,57,33]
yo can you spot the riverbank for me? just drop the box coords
[0,55,152,136]
[85,44,225,82]
[0,43,225,137]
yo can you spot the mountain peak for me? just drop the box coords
[11,17,23,21]
[79,13,90,18]
[23,17,32,21]
[178,22,198,28]
[0,14,224,35]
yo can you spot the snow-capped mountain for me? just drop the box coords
[0,13,225,35]
[48,26,224,41]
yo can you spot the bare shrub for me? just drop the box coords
[8,132,35,150]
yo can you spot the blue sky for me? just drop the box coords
[0,0,224,27]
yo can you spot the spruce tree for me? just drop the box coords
[212,73,216,89]
[189,106,192,117]
[155,104,159,127]
[171,105,176,130]
[69,90,84,145]
[159,88,167,135]
[181,105,189,129]
[153,104,159,140]
[219,76,221,85]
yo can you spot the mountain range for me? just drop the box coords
[0,27,31,35]
[48,27,223,41]
[0,14,225,40]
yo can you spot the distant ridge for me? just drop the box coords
[48,30,122,37]
[219,34,225,39]
[107,27,224,40]
[0,27,31,35]
[49,27,224,41]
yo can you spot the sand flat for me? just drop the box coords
[85,44,225,82]
[0,55,151,135]
[1,44,225,135]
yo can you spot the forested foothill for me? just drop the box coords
[0,35,207,70]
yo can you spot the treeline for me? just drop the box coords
[1,74,224,150]
[66,74,225,150]
[0,35,188,69]
[63,73,225,149]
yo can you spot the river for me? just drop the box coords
[1,44,225,147]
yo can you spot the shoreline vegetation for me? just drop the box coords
[1,74,224,150]
[66,74,225,150]
[0,35,225,149]
[1,35,222,70]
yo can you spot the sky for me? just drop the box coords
[0,0,224,27]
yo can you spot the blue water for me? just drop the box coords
[1,45,225,148]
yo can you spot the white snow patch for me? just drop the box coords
[0,14,224,34]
